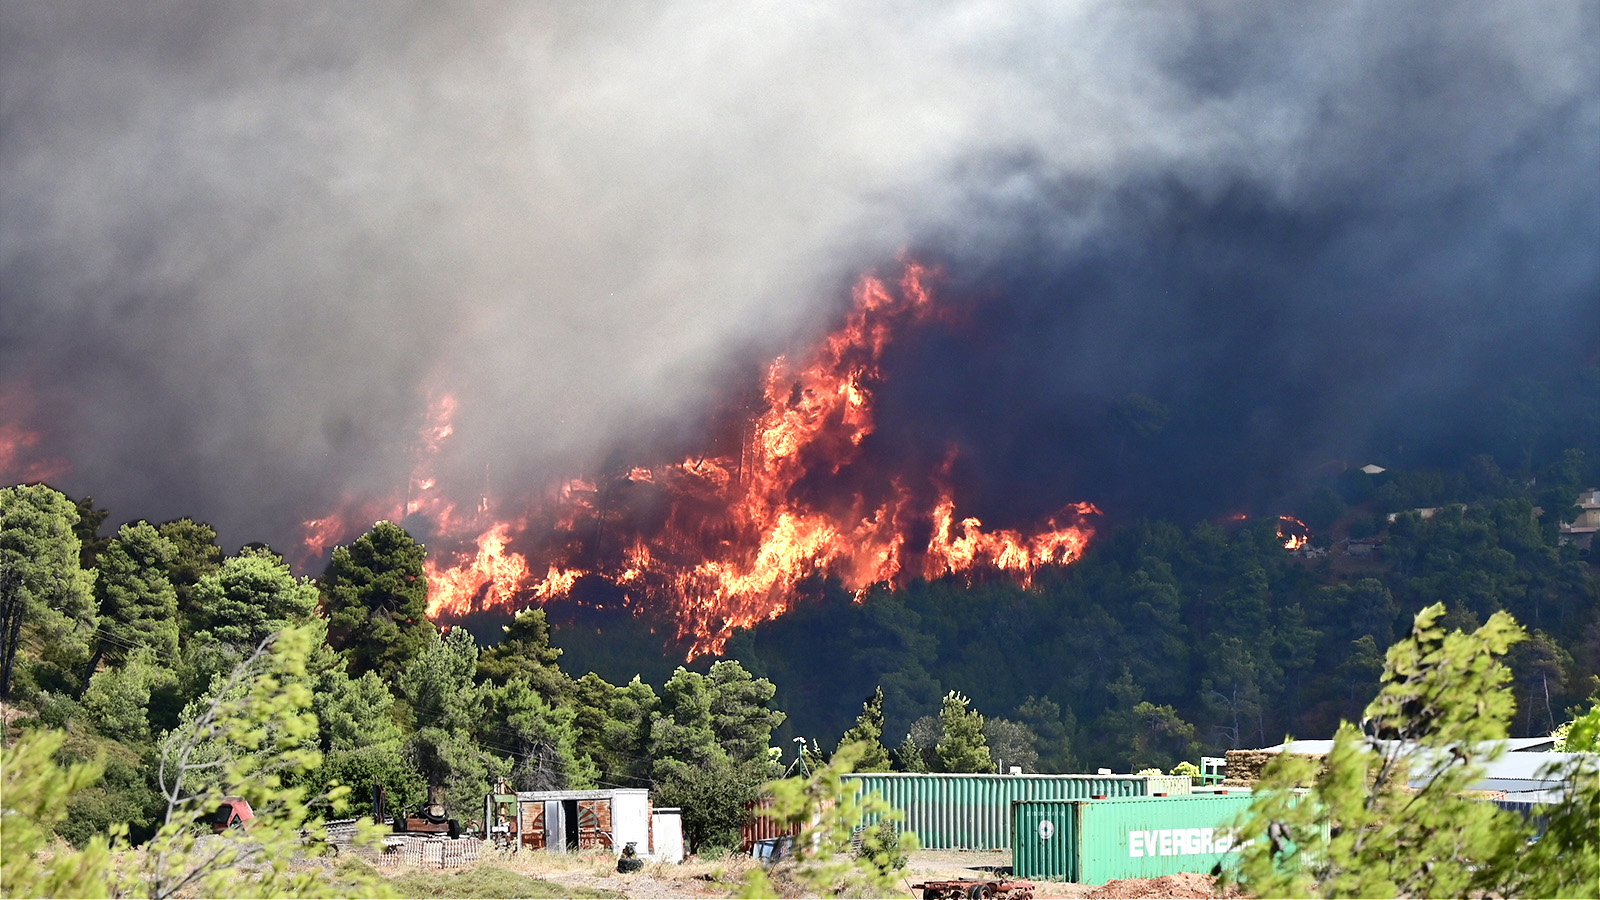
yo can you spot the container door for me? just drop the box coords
[544,800,566,853]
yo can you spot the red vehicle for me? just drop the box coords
[911,878,1035,899]
[207,797,255,833]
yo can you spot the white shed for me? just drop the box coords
[501,788,678,860]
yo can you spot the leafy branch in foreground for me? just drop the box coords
[1226,602,1599,898]
[2,625,390,899]
[741,741,920,899]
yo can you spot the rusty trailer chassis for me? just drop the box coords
[911,878,1035,900]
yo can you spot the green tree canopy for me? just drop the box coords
[572,672,658,787]
[321,521,431,681]
[0,483,97,697]
[935,691,992,773]
[487,675,595,791]
[394,626,483,736]
[707,659,785,765]
[88,521,179,673]
[189,549,319,655]
[835,686,894,772]
[313,663,403,753]
[651,661,784,851]
[155,518,223,635]
[476,607,570,701]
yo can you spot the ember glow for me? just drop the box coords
[308,263,1100,656]
[1278,516,1310,550]
[0,385,71,485]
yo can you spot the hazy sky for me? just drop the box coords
[3,1,1596,554]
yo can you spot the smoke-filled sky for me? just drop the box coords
[3,1,1597,557]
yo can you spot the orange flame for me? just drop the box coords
[424,521,532,617]
[1278,516,1310,550]
[0,384,71,484]
[305,262,1101,657]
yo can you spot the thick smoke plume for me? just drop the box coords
[2,2,1596,555]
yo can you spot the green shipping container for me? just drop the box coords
[1012,794,1257,883]
[841,774,1187,851]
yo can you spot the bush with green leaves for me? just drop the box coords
[741,742,921,899]
[2,625,391,900]
[1227,603,1599,898]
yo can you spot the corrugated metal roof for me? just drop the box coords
[1258,736,1560,755]
[512,788,650,801]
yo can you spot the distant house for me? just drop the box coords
[1386,504,1468,524]
[1344,538,1382,558]
[1557,488,1600,549]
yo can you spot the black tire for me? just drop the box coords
[617,857,645,873]
[447,819,460,839]
[967,885,993,899]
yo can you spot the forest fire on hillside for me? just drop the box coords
[0,385,70,485]
[305,262,1100,656]
[1278,516,1310,550]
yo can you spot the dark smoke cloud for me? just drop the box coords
[2,2,1596,552]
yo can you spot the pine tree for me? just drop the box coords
[935,691,993,773]
[836,686,894,772]
[320,521,431,681]
[86,522,179,674]
[477,607,570,701]
[895,732,928,772]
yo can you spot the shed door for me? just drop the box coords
[544,800,567,853]
[520,802,546,850]
[577,799,614,849]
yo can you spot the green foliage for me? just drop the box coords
[1013,695,1078,773]
[1552,699,1600,752]
[89,521,179,666]
[651,661,784,851]
[312,663,403,752]
[654,752,772,853]
[155,518,223,633]
[935,691,992,773]
[894,731,927,773]
[321,520,431,681]
[833,687,893,772]
[1227,603,1597,898]
[81,647,178,742]
[983,717,1040,773]
[395,626,483,734]
[487,674,596,790]
[0,728,118,898]
[190,549,319,653]
[476,607,570,700]
[741,742,920,899]
[403,725,511,821]
[311,739,424,819]
[708,660,786,764]
[572,672,658,786]
[55,734,164,847]
[1,483,98,695]
[4,626,390,899]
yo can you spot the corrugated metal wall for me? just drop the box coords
[841,774,1170,850]
[1013,794,1257,882]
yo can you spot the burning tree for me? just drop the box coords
[307,262,1100,658]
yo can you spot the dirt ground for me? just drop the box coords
[489,847,1235,899]
[897,850,1233,899]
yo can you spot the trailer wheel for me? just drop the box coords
[447,819,460,839]
[966,885,993,899]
